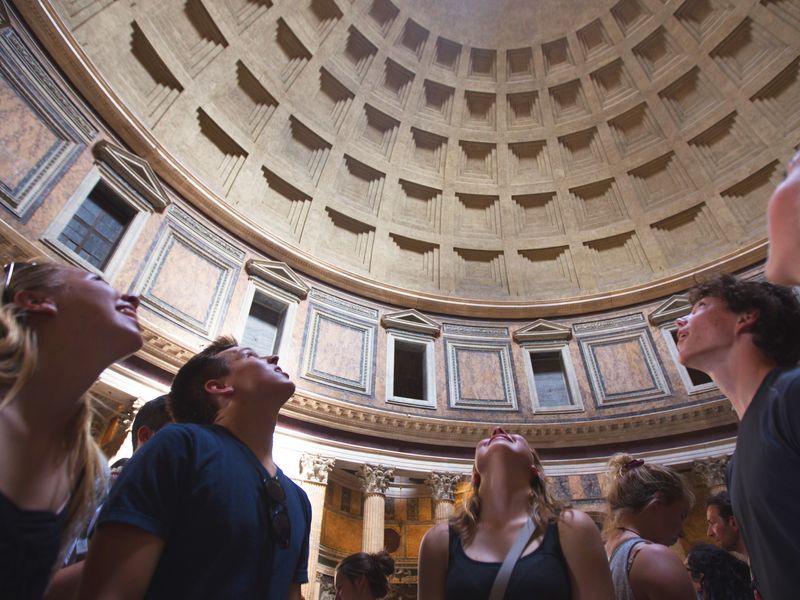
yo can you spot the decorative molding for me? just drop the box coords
[358,464,394,496]
[513,319,572,342]
[426,472,462,502]
[692,455,730,493]
[574,313,646,335]
[648,294,691,325]
[299,453,335,485]
[443,323,509,338]
[446,340,517,411]
[309,288,379,320]
[246,259,309,300]
[93,140,170,212]
[381,309,441,337]
[137,322,199,373]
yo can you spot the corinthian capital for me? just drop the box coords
[299,454,335,484]
[358,464,394,496]
[426,472,462,502]
[692,455,730,493]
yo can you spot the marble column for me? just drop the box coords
[298,453,335,600]
[692,455,730,496]
[358,464,394,553]
[426,472,462,522]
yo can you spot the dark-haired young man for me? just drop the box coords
[78,338,311,599]
[677,274,800,600]
[705,491,746,560]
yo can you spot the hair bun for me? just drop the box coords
[371,550,395,577]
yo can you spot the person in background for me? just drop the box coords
[334,550,395,600]
[765,149,800,285]
[686,543,752,600]
[418,427,614,600]
[704,491,747,561]
[677,274,800,600]
[603,454,696,600]
[0,262,142,600]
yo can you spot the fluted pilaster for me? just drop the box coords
[298,454,335,600]
[358,464,394,552]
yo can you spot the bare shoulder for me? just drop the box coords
[421,521,450,552]
[558,508,600,535]
[629,543,696,600]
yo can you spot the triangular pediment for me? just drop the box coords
[245,259,309,299]
[513,319,572,342]
[93,141,170,211]
[648,294,691,325]
[381,309,441,337]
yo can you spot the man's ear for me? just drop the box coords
[204,379,234,397]
[12,289,57,315]
[735,310,759,335]
[136,425,153,447]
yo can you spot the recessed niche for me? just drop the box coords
[367,0,399,36]
[607,102,666,157]
[760,0,800,32]
[340,26,378,81]
[283,116,332,184]
[518,246,578,291]
[632,26,684,81]
[420,80,455,123]
[454,248,509,295]
[378,59,414,107]
[434,37,462,72]
[674,0,733,43]
[750,58,800,131]
[558,127,607,174]
[359,104,400,158]
[273,18,312,85]
[577,19,612,61]
[195,109,247,195]
[720,160,781,229]
[127,21,183,126]
[458,141,497,182]
[710,17,789,87]
[569,178,627,230]
[314,68,354,132]
[462,91,497,129]
[454,193,501,237]
[512,193,564,237]
[688,112,765,182]
[304,0,343,40]
[507,91,542,129]
[590,59,637,109]
[507,48,534,80]
[337,155,386,214]
[409,128,447,175]
[549,79,590,123]
[218,60,277,141]
[611,0,652,34]
[321,207,376,269]
[396,19,428,60]
[394,179,442,232]
[628,152,694,211]
[650,203,725,264]
[226,0,272,32]
[160,0,228,77]
[584,231,651,281]
[258,167,312,238]
[469,48,497,80]
[509,141,551,182]
[658,67,724,131]
[388,234,440,286]
[542,37,575,74]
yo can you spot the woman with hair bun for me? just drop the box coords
[603,453,696,600]
[334,550,395,599]
[418,427,614,600]
[0,262,142,599]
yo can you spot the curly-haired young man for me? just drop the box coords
[79,337,311,599]
[677,274,800,600]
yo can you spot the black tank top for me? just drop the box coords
[445,521,572,600]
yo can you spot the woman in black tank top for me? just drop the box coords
[418,427,614,600]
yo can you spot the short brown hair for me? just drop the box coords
[169,336,237,424]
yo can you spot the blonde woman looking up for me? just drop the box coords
[0,262,142,600]
[603,454,696,600]
[418,427,614,600]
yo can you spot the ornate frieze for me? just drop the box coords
[358,464,394,496]
[426,472,462,502]
[299,454,335,485]
[692,455,730,492]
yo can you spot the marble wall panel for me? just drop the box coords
[446,340,517,410]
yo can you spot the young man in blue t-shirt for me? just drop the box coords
[676,275,800,600]
[78,337,311,599]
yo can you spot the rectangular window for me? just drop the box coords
[241,292,287,356]
[340,487,352,513]
[386,331,436,408]
[385,497,395,520]
[669,329,713,387]
[530,351,572,408]
[407,498,419,520]
[57,182,135,269]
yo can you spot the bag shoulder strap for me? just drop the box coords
[488,516,538,600]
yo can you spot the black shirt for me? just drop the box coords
[445,521,572,600]
[729,367,800,600]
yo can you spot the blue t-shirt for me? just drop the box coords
[98,424,311,599]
